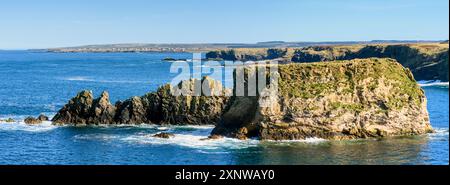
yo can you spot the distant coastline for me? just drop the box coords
[43,40,447,53]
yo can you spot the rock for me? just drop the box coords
[90,91,116,124]
[200,134,223,140]
[1,118,15,123]
[153,132,175,139]
[115,96,148,124]
[162,57,177,61]
[52,90,94,125]
[52,90,116,125]
[37,114,49,121]
[208,134,223,139]
[212,58,434,140]
[24,116,42,124]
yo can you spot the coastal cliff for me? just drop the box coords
[205,43,449,81]
[212,58,433,140]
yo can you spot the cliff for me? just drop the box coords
[212,58,433,140]
[205,48,296,62]
[205,43,449,81]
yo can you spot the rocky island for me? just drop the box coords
[212,58,433,140]
[51,58,433,140]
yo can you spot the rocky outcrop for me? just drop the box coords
[212,58,433,140]
[153,132,175,139]
[52,77,230,125]
[24,116,41,124]
[23,114,49,124]
[51,90,116,124]
[205,48,294,62]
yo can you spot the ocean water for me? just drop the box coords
[0,51,448,165]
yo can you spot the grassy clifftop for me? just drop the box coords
[278,58,423,110]
[205,43,449,81]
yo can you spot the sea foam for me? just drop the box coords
[63,76,146,84]
[0,121,57,132]
[418,80,449,87]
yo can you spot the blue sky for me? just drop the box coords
[0,0,448,49]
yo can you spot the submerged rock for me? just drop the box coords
[162,57,177,61]
[212,58,433,140]
[0,118,16,123]
[37,114,49,121]
[24,116,42,124]
[153,132,175,139]
[200,134,224,141]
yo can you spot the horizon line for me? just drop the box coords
[1,39,448,50]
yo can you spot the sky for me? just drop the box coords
[0,0,448,49]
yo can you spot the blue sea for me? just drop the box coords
[0,51,448,165]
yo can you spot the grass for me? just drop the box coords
[277,58,424,111]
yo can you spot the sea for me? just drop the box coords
[0,50,448,165]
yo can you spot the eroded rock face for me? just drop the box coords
[212,58,433,140]
[52,77,230,125]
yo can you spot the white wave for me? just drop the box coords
[65,76,95,82]
[0,121,57,132]
[73,134,121,141]
[418,80,449,87]
[67,124,330,149]
[122,132,260,150]
[82,123,159,129]
[263,137,328,143]
[428,127,449,139]
[156,127,169,131]
[62,76,146,84]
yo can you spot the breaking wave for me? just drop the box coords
[62,76,146,84]
[71,124,259,150]
[428,127,449,140]
[263,137,328,143]
[418,80,449,87]
[0,121,58,132]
